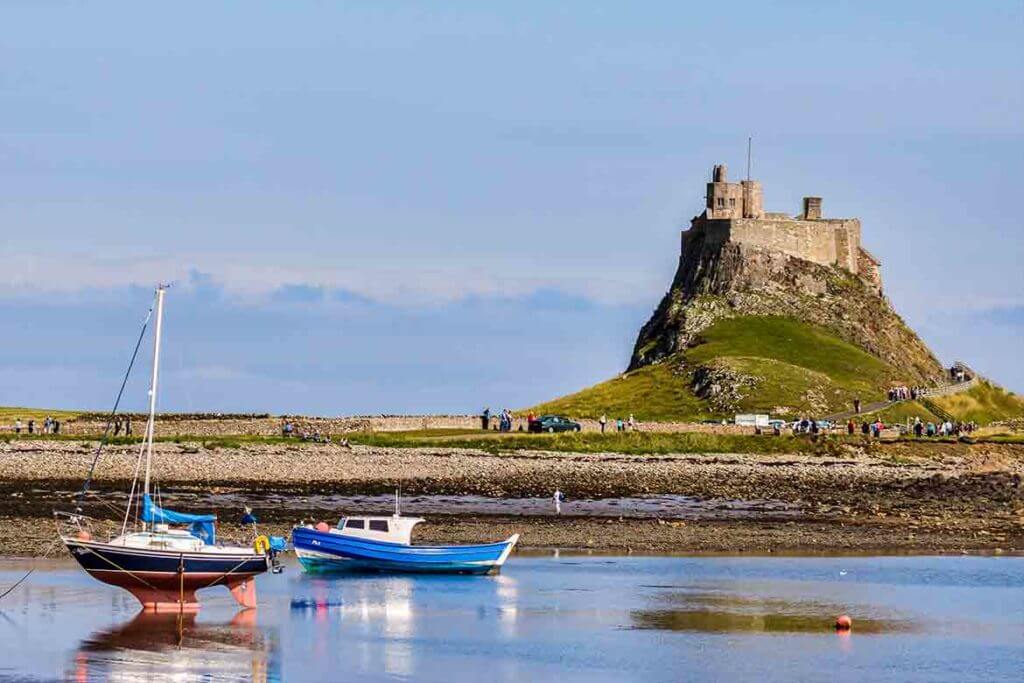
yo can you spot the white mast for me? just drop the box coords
[142,285,166,504]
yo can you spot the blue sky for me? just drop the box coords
[2,2,1021,414]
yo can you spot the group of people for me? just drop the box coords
[886,385,921,402]
[846,418,887,437]
[598,414,636,433]
[911,418,976,438]
[111,416,132,436]
[11,416,61,435]
[281,420,334,443]
[481,408,518,432]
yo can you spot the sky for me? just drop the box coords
[1,2,1022,415]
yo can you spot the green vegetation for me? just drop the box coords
[0,406,82,423]
[529,316,898,421]
[870,382,1024,427]
[872,400,942,425]
[347,429,843,456]
[530,362,713,423]
[928,381,1024,425]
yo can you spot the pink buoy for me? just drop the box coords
[835,615,852,631]
[315,521,329,532]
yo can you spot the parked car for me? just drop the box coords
[529,415,581,433]
[767,419,788,431]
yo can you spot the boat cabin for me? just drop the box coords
[332,516,424,546]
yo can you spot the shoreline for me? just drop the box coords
[2,438,1020,557]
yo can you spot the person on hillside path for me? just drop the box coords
[853,397,861,414]
[847,419,855,435]
[14,418,21,434]
[628,414,636,431]
[125,416,132,436]
[481,407,490,431]
[553,489,565,515]
[27,419,34,435]
[599,414,607,433]
[616,418,624,433]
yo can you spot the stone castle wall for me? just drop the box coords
[699,216,862,275]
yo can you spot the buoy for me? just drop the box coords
[835,615,852,631]
[77,530,92,541]
[315,521,329,532]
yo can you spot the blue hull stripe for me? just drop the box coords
[292,527,513,573]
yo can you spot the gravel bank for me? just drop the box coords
[1,439,1021,556]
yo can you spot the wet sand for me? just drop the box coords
[1,438,1021,556]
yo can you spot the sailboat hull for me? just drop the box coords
[65,539,267,611]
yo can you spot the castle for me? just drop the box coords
[682,164,882,291]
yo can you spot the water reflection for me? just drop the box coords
[71,609,280,682]
[631,589,919,634]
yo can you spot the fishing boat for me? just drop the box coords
[56,285,278,611]
[292,500,519,574]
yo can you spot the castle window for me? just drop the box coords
[716,197,725,208]
[729,198,736,208]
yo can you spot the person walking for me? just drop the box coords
[853,397,861,414]
[481,407,491,431]
[627,414,636,431]
[616,418,624,433]
[847,419,855,435]
[599,414,607,434]
[14,418,21,434]
[27,419,34,435]
[125,415,132,436]
[553,489,565,515]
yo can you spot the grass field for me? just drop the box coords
[529,316,898,421]
[0,407,82,424]
[345,429,843,455]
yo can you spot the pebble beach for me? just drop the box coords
[1,438,1021,556]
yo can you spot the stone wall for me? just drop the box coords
[715,217,862,274]
[21,414,756,437]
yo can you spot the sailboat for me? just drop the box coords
[56,285,273,611]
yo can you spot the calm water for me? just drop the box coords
[0,555,1021,682]
[30,489,802,519]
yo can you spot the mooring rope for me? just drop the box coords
[0,538,61,603]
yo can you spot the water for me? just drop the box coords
[29,489,803,519]
[0,555,1021,681]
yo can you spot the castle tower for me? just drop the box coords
[802,196,822,220]
[706,164,763,219]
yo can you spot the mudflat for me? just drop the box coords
[2,438,1021,556]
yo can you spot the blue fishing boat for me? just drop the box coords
[292,515,519,575]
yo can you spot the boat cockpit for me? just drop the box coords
[330,516,424,546]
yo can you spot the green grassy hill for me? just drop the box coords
[530,316,905,422]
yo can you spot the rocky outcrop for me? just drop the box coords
[689,361,760,412]
[629,231,944,384]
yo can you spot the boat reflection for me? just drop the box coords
[291,572,519,677]
[71,609,281,682]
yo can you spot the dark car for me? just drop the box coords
[529,415,582,433]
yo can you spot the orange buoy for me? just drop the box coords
[835,615,852,631]
[77,530,92,541]
[315,521,330,532]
